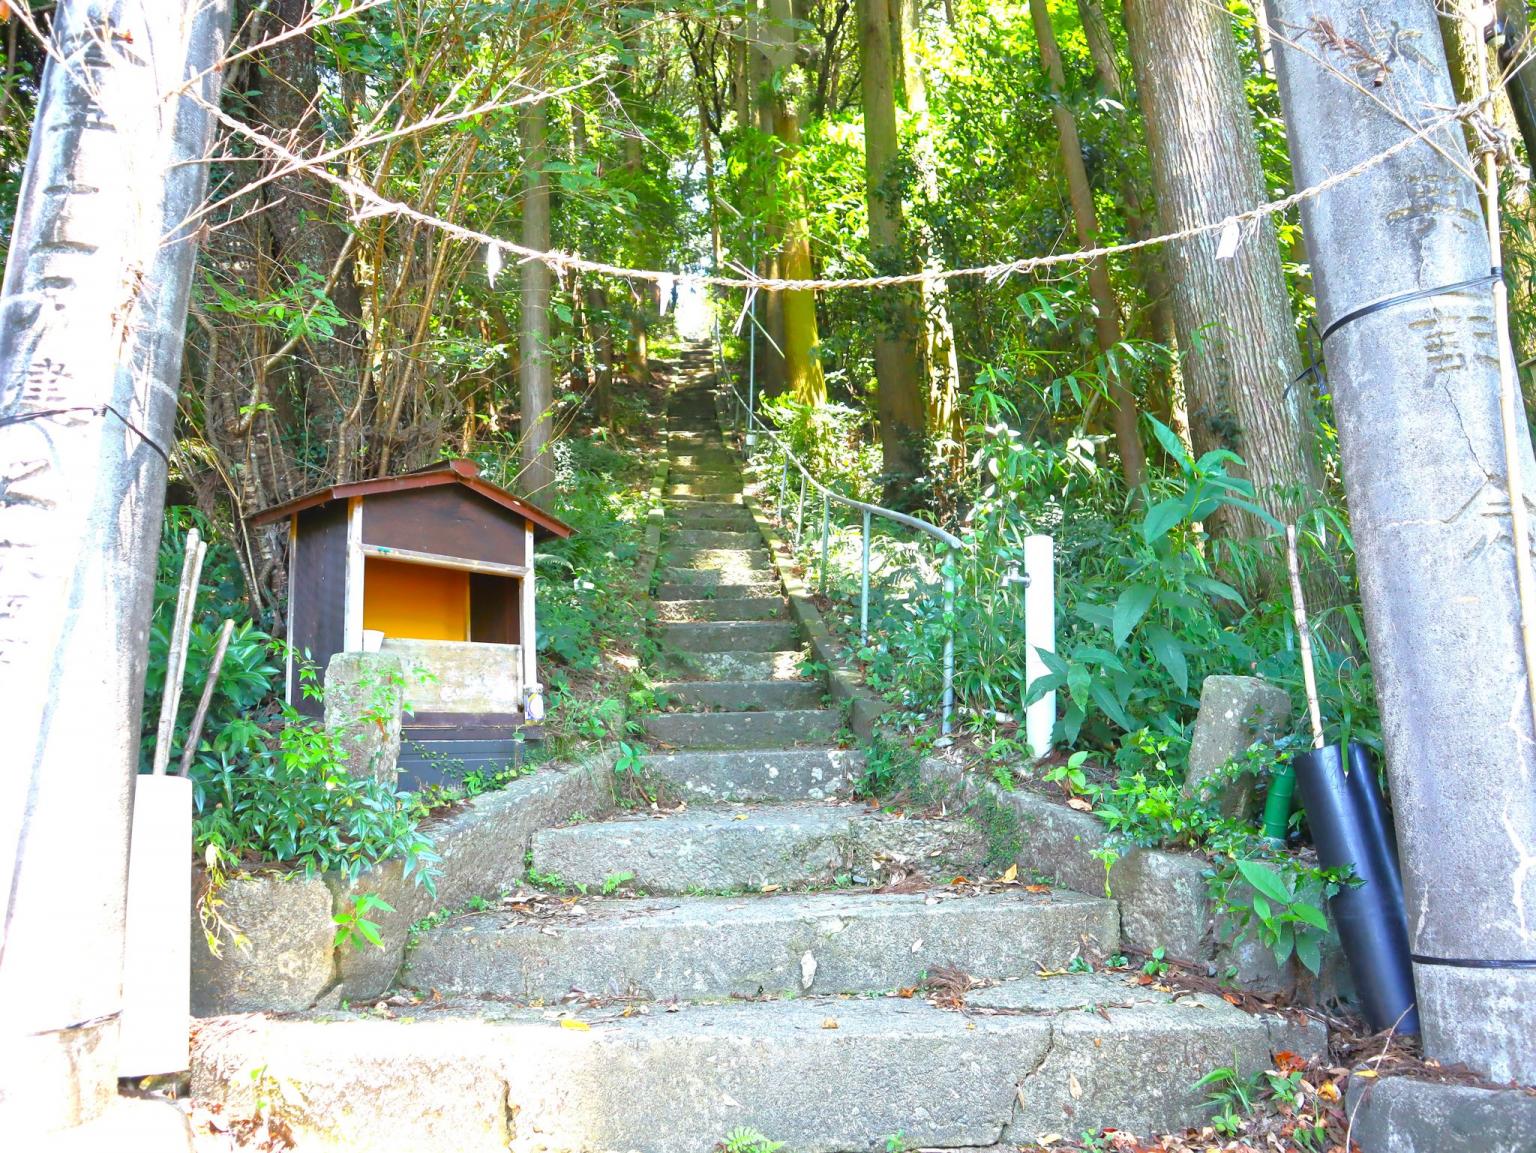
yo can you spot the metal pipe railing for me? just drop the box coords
[717,375,963,735]
[707,300,1054,749]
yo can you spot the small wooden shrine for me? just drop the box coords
[250,461,572,750]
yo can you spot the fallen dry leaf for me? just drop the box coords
[559,1018,590,1031]
[1025,884,1051,894]
[1001,863,1019,883]
[821,1017,839,1030]
[1066,797,1093,812]
[1068,1073,1083,1099]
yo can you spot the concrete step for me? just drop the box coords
[667,450,740,471]
[652,598,787,623]
[406,889,1117,1002]
[531,803,985,894]
[653,579,782,602]
[659,545,775,573]
[665,528,762,549]
[667,429,726,444]
[655,567,779,592]
[192,976,1302,1153]
[643,746,858,801]
[643,709,840,751]
[658,620,799,654]
[667,479,745,498]
[663,492,744,509]
[659,648,810,681]
[656,679,826,711]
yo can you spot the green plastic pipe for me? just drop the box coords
[1263,762,1297,845]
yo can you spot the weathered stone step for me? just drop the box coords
[663,492,744,509]
[643,709,840,751]
[665,528,762,549]
[668,459,742,477]
[644,746,854,801]
[531,803,984,894]
[653,579,782,602]
[192,976,1306,1153]
[667,429,725,444]
[667,480,744,498]
[655,566,778,591]
[658,620,799,653]
[652,597,787,623]
[659,545,775,573]
[668,451,740,471]
[656,679,825,711]
[659,648,810,681]
[406,889,1117,1003]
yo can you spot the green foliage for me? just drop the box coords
[334,892,396,952]
[193,707,439,893]
[717,1128,784,1153]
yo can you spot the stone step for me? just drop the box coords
[653,579,782,602]
[667,479,746,498]
[664,528,762,549]
[643,709,841,751]
[668,460,742,477]
[659,648,810,681]
[655,567,779,591]
[643,746,858,801]
[406,889,1117,1002]
[191,976,1302,1153]
[659,545,775,573]
[651,598,787,623]
[668,451,740,471]
[656,679,826,711]
[531,803,984,894]
[663,492,745,509]
[658,620,799,653]
[667,429,725,444]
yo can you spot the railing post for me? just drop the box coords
[860,510,872,646]
[820,494,830,594]
[941,552,956,736]
[779,457,790,518]
[1024,534,1055,758]
[795,473,807,547]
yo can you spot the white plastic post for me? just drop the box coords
[1024,534,1055,759]
[117,774,192,1075]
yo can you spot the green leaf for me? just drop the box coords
[1292,901,1330,931]
[1112,584,1156,649]
[1236,859,1293,905]
[1141,499,1187,544]
[1145,415,1191,469]
[1188,574,1246,606]
[1294,932,1323,975]
[1145,625,1189,693]
[1067,663,1091,708]
[1090,682,1135,731]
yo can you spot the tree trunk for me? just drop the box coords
[1030,0,1146,489]
[519,103,555,496]
[1268,0,1536,1086]
[894,0,963,448]
[1076,0,1186,450]
[763,0,827,406]
[1124,0,1321,537]
[859,0,926,494]
[255,0,364,480]
[1498,0,1536,166]
[0,0,230,1130]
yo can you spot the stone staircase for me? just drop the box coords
[189,357,1311,1152]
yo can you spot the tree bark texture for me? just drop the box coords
[1030,0,1146,489]
[519,103,556,495]
[0,0,230,1131]
[1268,0,1536,1084]
[859,0,925,492]
[1124,0,1321,536]
[763,0,827,406]
[1076,0,1186,450]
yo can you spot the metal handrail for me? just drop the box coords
[718,376,961,735]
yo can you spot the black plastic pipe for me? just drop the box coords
[1293,742,1420,1034]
